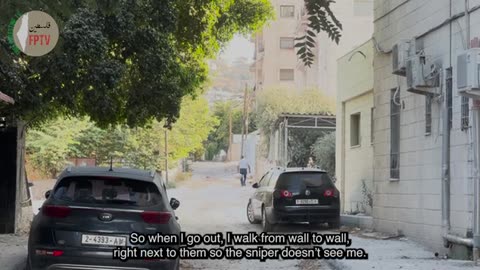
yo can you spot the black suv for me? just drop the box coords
[27,166,181,270]
[247,167,340,231]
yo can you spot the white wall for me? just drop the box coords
[373,0,474,251]
[336,40,375,215]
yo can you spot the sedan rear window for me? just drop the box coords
[52,176,162,207]
[276,172,333,188]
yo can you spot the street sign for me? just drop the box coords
[0,92,15,104]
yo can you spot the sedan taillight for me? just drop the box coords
[323,189,335,197]
[141,211,171,224]
[42,205,71,218]
[279,190,293,198]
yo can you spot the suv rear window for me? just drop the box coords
[276,172,332,188]
[52,176,162,207]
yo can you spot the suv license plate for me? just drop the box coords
[81,234,127,246]
[296,199,318,205]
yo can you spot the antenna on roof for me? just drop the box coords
[109,156,113,171]
[150,169,155,178]
[67,165,72,172]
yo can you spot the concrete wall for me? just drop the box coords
[372,0,475,252]
[336,40,375,215]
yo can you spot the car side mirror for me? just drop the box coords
[28,182,34,187]
[252,183,259,189]
[45,190,51,199]
[170,198,180,210]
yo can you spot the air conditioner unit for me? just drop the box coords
[406,54,437,95]
[392,40,411,76]
[457,48,480,98]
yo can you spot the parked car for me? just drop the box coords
[246,167,340,231]
[27,166,181,270]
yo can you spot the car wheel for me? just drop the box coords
[262,206,274,232]
[247,201,260,224]
[328,216,340,229]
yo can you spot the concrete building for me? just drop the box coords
[251,0,374,98]
[371,0,480,257]
[251,1,318,92]
[336,39,375,215]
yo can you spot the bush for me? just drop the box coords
[311,131,336,177]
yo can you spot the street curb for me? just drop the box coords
[340,214,373,230]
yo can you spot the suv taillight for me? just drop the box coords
[42,205,71,218]
[141,211,171,224]
[279,190,293,198]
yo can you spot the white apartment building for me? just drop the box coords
[372,0,480,258]
[252,0,374,98]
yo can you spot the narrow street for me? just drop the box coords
[1,162,479,270]
[168,162,327,270]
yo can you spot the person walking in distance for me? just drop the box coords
[238,156,251,186]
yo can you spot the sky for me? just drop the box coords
[218,34,254,64]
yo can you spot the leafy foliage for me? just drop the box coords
[26,96,217,176]
[255,88,335,166]
[311,131,335,176]
[256,88,335,138]
[288,129,328,167]
[0,0,273,127]
[204,100,256,160]
[297,0,342,67]
[26,117,93,178]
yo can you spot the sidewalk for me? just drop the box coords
[327,231,480,270]
[0,234,27,270]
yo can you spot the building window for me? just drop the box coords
[279,69,294,81]
[353,0,373,16]
[350,113,361,147]
[461,96,470,131]
[280,37,295,49]
[371,107,374,144]
[425,95,432,135]
[390,88,401,180]
[280,5,295,18]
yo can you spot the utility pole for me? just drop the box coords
[228,109,233,161]
[164,129,168,184]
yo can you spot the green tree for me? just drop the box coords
[0,0,273,128]
[26,117,92,177]
[311,131,336,176]
[256,88,335,137]
[26,96,217,174]
[204,100,256,160]
[255,88,335,166]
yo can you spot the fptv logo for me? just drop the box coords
[8,11,59,57]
